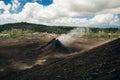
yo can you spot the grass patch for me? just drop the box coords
[84,28,120,38]
[0,29,34,37]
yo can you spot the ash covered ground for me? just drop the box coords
[0,32,119,80]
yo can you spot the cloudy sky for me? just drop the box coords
[0,0,120,27]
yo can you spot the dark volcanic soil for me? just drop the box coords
[0,34,119,80]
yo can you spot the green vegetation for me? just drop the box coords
[0,22,74,37]
[0,22,120,38]
[0,29,34,37]
[84,28,120,38]
[0,22,74,34]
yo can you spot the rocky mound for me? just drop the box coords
[38,38,70,53]
[25,38,71,60]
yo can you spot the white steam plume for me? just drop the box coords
[57,28,85,46]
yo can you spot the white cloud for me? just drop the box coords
[0,1,12,19]
[53,17,89,26]
[52,14,120,26]
[98,7,120,14]
[0,19,17,25]
[0,1,11,11]
[90,14,119,25]
[0,0,120,26]
[11,0,20,12]
[52,0,120,16]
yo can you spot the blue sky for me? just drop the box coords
[3,0,53,6]
[2,0,53,13]
[0,0,120,27]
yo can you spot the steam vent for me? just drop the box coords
[38,38,70,53]
[0,38,120,80]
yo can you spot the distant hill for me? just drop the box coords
[0,22,120,37]
[0,22,74,34]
